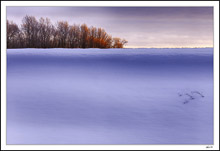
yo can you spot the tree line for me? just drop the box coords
[7,15,128,49]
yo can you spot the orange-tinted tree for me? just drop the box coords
[7,16,128,49]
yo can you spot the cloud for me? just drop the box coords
[6,7,213,48]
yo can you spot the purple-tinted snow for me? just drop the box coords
[7,48,213,144]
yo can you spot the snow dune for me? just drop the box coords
[7,48,213,144]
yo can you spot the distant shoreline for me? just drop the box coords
[7,47,214,50]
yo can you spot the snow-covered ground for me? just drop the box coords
[7,48,213,144]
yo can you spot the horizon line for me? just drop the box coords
[123,46,213,49]
[7,47,214,49]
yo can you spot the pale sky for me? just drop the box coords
[7,7,213,48]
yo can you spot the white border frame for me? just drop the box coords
[1,1,219,150]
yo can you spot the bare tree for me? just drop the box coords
[38,17,54,48]
[7,20,20,48]
[7,16,128,49]
[112,38,127,48]
[56,21,69,48]
[21,15,39,48]
[80,24,89,48]
[68,24,80,48]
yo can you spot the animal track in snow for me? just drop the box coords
[178,91,204,104]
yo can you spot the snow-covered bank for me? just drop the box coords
[7,48,213,144]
